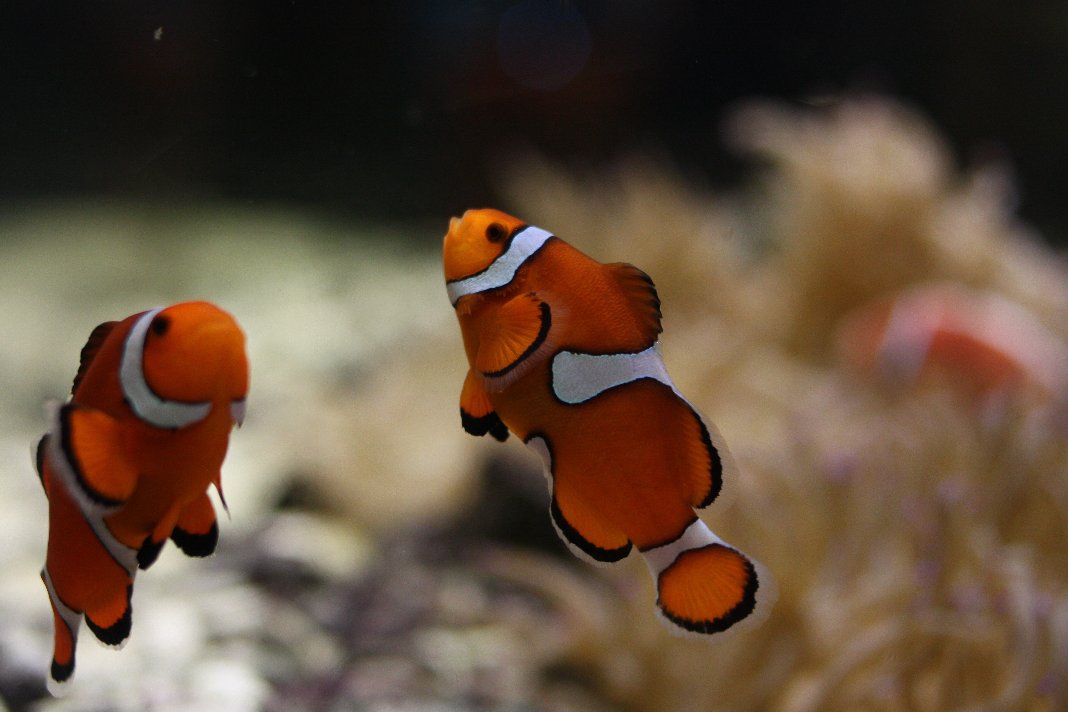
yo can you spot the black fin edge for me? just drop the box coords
[460,408,510,442]
[84,585,132,647]
[137,536,166,570]
[34,434,48,490]
[550,496,632,563]
[58,405,124,508]
[657,546,759,634]
[691,405,723,509]
[480,298,552,379]
[171,521,219,558]
[51,657,75,685]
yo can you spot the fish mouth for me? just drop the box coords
[443,216,461,251]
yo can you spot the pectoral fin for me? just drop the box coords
[475,292,552,378]
[51,404,138,510]
[170,492,220,558]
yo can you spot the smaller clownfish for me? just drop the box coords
[35,301,249,695]
[836,283,1068,404]
[444,208,767,636]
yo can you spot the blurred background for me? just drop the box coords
[3,0,1068,240]
[2,1,1068,711]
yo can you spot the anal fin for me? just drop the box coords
[551,487,632,564]
[84,584,133,649]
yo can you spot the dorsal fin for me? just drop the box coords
[605,263,663,345]
[72,321,118,395]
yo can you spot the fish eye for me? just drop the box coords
[150,316,170,337]
[485,222,507,243]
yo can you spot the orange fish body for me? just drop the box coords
[444,209,763,635]
[35,301,248,694]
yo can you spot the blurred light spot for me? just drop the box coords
[497,0,591,92]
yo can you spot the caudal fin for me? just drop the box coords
[41,568,80,697]
[657,544,759,634]
[641,519,765,636]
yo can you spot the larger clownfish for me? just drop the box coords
[34,301,249,695]
[444,208,765,636]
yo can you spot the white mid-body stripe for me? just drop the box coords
[120,308,212,429]
[641,518,725,577]
[551,344,675,405]
[44,409,140,577]
[876,293,936,383]
[446,226,554,305]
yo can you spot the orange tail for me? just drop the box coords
[40,568,79,696]
[642,519,761,635]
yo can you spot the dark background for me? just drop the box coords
[3,0,1066,241]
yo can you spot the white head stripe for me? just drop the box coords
[641,518,725,578]
[446,226,554,305]
[120,307,212,429]
[551,344,675,405]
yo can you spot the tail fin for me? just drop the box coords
[41,568,80,697]
[641,519,765,636]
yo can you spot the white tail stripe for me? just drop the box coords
[120,308,212,429]
[41,567,82,633]
[551,344,674,405]
[446,226,553,305]
[641,518,725,578]
[41,566,81,696]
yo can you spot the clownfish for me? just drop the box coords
[836,283,1068,403]
[443,208,764,636]
[34,301,249,695]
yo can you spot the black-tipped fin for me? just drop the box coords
[84,585,132,649]
[71,321,117,395]
[459,370,509,441]
[550,494,632,564]
[171,521,219,558]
